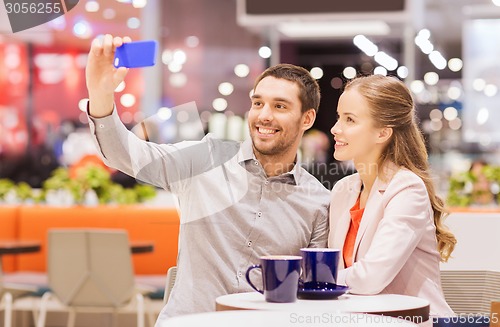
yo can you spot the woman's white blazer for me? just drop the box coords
[328,163,454,317]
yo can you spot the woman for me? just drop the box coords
[328,75,456,317]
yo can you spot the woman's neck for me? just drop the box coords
[355,160,380,208]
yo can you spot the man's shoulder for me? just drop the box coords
[202,133,242,149]
[182,133,242,161]
[297,166,330,194]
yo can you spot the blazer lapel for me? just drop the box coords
[352,176,387,261]
[351,162,399,261]
[331,176,362,269]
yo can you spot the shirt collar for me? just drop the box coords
[238,138,300,185]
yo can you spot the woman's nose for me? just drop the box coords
[330,122,340,135]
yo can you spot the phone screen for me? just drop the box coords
[114,40,157,68]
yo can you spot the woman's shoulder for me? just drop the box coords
[331,172,360,192]
[386,167,427,194]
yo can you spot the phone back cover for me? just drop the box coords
[114,40,157,68]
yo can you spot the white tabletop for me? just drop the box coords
[216,292,430,323]
[161,310,418,327]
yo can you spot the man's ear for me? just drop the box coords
[377,127,393,144]
[302,109,316,131]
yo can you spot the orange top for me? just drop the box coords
[343,196,365,268]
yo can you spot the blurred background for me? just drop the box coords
[1,0,500,199]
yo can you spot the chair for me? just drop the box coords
[35,229,152,327]
[1,280,40,327]
[440,270,500,314]
[1,291,13,327]
[163,266,177,305]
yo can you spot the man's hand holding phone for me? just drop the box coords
[85,35,157,118]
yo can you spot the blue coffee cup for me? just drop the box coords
[246,255,302,303]
[300,248,340,290]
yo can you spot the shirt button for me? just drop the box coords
[99,124,105,128]
[264,181,269,185]
[247,241,252,247]
[237,272,243,277]
[257,212,262,217]
[254,161,259,165]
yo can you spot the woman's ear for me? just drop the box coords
[377,127,393,144]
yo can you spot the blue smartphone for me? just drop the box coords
[114,40,158,68]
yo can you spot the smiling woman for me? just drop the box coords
[328,74,456,318]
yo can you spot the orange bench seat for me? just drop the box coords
[9,205,179,275]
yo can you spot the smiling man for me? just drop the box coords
[85,35,330,325]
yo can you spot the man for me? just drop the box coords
[85,35,329,324]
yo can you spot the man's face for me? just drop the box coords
[247,76,308,161]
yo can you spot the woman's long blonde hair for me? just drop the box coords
[345,75,456,262]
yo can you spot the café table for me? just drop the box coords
[0,240,151,274]
[0,240,41,277]
[161,310,418,327]
[130,241,155,254]
[216,292,430,325]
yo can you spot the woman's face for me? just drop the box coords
[330,88,386,165]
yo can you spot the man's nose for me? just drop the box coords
[258,104,273,121]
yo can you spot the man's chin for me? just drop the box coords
[252,141,277,156]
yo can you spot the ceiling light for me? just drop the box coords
[213,98,228,112]
[472,78,486,92]
[397,66,408,79]
[234,64,250,78]
[132,0,147,8]
[73,20,92,39]
[374,51,398,71]
[448,58,463,72]
[218,82,234,96]
[353,35,378,56]
[342,67,356,79]
[258,46,271,58]
[127,17,141,29]
[424,72,439,86]
[476,107,489,125]
[373,66,387,76]
[443,107,458,121]
[447,86,461,100]
[410,80,425,94]
[278,21,390,38]
[428,51,447,70]
[429,109,442,120]
[85,1,99,12]
[310,67,323,79]
[449,118,462,130]
[102,8,116,19]
[157,107,172,121]
[185,36,199,48]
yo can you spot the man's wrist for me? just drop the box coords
[87,100,114,118]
